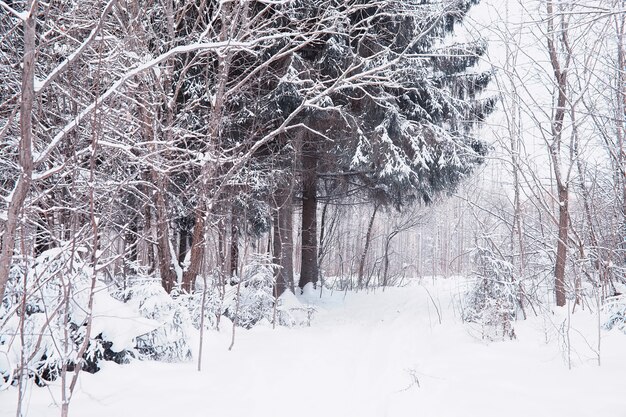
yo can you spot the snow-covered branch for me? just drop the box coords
[0,1,25,21]
[34,37,277,167]
[34,0,118,94]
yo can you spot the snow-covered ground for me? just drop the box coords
[1,277,625,417]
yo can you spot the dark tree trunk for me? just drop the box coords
[273,186,294,296]
[182,206,205,293]
[152,177,177,294]
[382,231,399,287]
[140,97,177,291]
[217,216,227,276]
[122,189,139,275]
[299,145,318,290]
[124,215,139,276]
[317,196,339,286]
[230,211,239,278]
[317,200,329,265]
[144,193,156,275]
[357,203,379,289]
[178,224,189,266]
[128,219,138,264]
[272,216,285,296]
[34,213,52,257]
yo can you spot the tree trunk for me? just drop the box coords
[357,203,379,289]
[217,216,227,277]
[124,215,139,275]
[273,186,294,296]
[182,207,205,292]
[382,231,399,287]
[230,209,239,278]
[298,144,318,290]
[144,186,156,275]
[555,185,569,307]
[178,223,189,266]
[617,9,626,266]
[152,176,177,293]
[317,200,329,266]
[0,1,37,303]
[546,0,571,307]
[273,213,285,297]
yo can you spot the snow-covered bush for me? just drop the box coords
[276,290,315,327]
[0,309,69,384]
[464,244,517,340]
[0,249,92,384]
[121,283,193,361]
[223,255,275,329]
[177,281,223,331]
[602,294,626,333]
[2,248,311,384]
[0,248,147,384]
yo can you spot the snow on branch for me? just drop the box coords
[34,0,118,95]
[0,1,27,21]
[33,37,277,167]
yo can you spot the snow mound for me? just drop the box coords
[277,290,315,327]
[91,289,160,352]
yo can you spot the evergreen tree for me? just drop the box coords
[263,0,495,290]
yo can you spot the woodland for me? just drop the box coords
[0,0,625,416]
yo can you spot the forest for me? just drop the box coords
[0,0,625,416]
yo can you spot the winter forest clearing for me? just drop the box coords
[1,0,626,416]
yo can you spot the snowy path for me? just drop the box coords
[2,279,625,417]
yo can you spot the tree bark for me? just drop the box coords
[273,185,294,296]
[382,231,399,287]
[357,203,379,289]
[144,182,156,275]
[555,185,569,307]
[546,0,571,307]
[178,222,189,266]
[230,209,239,278]
[152,175,177,293]
[0,1,37,303]
[317,198,334,291]
[217,215,227,277]
[182,207,205,292]
[124,215,139,275]
[298,141,318,290]
[617,9,626,266]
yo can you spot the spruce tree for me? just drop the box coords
[264,0,495,290]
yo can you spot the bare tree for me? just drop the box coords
[0,0,37,314]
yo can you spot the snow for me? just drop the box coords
[89,289,160,352]
[1,277,624,417]
[0,2,28,21]
[276,288,302,310]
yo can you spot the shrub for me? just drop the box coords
[464,243,517,340]
[602,294,626,333]
[223,255,275,329]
